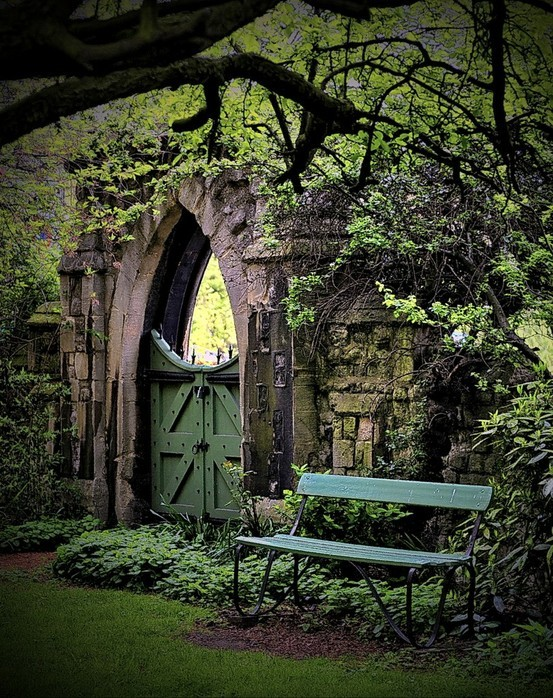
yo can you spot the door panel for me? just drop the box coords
[150,330,240,518]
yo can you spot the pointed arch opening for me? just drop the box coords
[185,254,237,365]
[146,208,242,519]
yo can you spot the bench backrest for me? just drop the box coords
[296,473,493,512]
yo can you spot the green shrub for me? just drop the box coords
[473,621,553,679]
[54,525,188,590]
[467,379,553,623]
[52,522,467,643]
[53,523,294,604]
[0,515,102,552]
[0,361,82,525]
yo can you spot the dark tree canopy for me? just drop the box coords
[1,0,552,381]
[1,0,551,192]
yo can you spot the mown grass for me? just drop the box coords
[1,576,551,698]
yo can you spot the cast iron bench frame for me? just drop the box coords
[233,473,493,648]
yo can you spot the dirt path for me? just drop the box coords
[0,551,57,571]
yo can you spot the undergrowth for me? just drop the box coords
[0,515,101,552]
[52,522,461,643]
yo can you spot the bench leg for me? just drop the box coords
[233,544,279,617]
[467,562,476,638]
[351,562,461,649]
[406,567,457,648]
[349,562,414,646]
[233,548,316,617]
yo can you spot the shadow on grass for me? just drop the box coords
[0,567,551,698]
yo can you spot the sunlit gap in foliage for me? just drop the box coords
[183,255,237,365]
[517,321,553,372]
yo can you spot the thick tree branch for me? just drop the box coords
[0,53,360,148]
[0,0,421,82]
[489,0,516,179]
[0,0,279,79]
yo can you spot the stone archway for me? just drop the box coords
[59,171,306,523]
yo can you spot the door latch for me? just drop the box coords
[194,386,210,399]
[192,439,210,454]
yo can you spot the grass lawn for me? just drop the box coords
[1,576,551,698]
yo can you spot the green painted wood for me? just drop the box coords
[150,330,240,519]
[236,534,469,568]
[296,473,493,511]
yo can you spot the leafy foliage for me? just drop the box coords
[0,361,82,525]
[478,380,553,499]
[0,515,101,552]
[457,380,553,623]
[474,621,553,680]
[0,198,60,360]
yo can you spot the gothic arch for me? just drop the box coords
[59,171,306,523]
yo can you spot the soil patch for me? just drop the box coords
[186,609,391,661]
[0,551,56,571]
[185,608,475,665]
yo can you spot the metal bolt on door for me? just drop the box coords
[149,330,240,519]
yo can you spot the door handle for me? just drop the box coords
[192,439,209,454]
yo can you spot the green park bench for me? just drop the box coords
[233,472,493,648]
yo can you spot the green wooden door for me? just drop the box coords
[149,330,240,519]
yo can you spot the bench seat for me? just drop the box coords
[235,533,470,569]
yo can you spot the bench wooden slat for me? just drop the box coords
[296,473,493,511]
[235,534,470,569]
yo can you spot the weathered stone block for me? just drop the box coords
[357,417,374,441]
[332,466,347,475]
[74,352,90,381]
[92,379,105,403]
[92,476,110,521]
[342,416,357,439]
[60,319,76,353]
[329,392,365,415]
[391,354,414,378]
[354,441,365,469]
[363,441,374,471]
[79,387,91,402]
[459,473,489,486]
[333,439,354,469]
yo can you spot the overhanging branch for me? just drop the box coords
[0,53,361,148]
